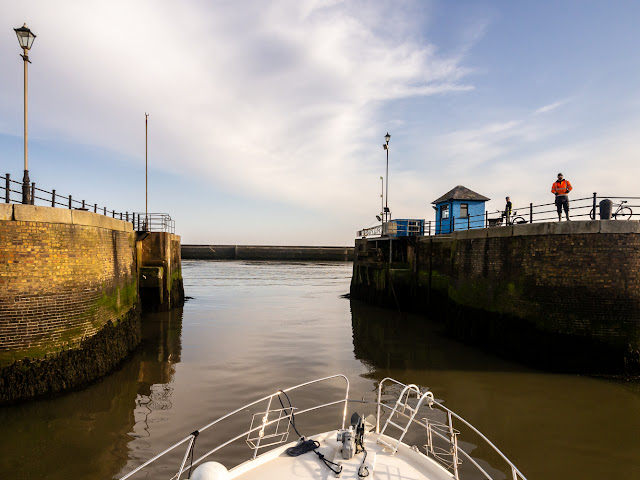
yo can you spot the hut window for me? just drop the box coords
[460,203,468,218]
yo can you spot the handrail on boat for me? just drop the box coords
[376,377,527,480]
[120,375,526,480]
[119,374,350,480]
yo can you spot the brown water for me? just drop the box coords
[1,260,639,480]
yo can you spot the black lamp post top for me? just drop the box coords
[14,24,36,50]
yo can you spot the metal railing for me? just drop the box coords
[117,375,526,480]
[2,172,174,233]
[132,212,175,234]
[118,374,351,480]
[358,193,639,238]
[376,377,527,480]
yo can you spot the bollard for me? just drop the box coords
[599,199,613,220]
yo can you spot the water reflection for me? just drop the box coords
[350,298,525,374]
[0,308,183,480]
[126,309,183,457]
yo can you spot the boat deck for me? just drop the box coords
[227,431,454,480]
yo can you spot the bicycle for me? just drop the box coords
[590,200,633,220]
[489,210,527,227]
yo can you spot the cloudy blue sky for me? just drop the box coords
[2,1,640,245]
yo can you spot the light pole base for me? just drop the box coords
[22,169,30,205]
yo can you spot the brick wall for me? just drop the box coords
[351,221,640,374]
[0,205,138,364]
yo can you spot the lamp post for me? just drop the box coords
[14,24,36,205]
[383,132,390,222]
[145,112,149,231]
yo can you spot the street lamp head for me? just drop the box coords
[385,132,390,143]
[14,24,36,51]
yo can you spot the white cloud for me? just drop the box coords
[7,2,639,244]
[0,0,476,226]
[534,98,571,115]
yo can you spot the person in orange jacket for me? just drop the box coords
[551,173,573,221]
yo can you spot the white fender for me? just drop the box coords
[190,461,230,480]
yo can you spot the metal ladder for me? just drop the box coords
[377,384,434,455]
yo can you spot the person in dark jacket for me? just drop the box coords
[551,173,573,221]
[504,196,512,224]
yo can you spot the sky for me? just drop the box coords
[2,1,640,245]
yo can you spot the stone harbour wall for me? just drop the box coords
[351,220,640,374]
[0,204,140,402]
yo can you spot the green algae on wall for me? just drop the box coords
[0,307,141,405]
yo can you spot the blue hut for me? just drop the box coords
[432,185,489,234]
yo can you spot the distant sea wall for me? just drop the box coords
[182,244,354,261]
[351,220,640,375]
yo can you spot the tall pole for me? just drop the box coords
[380,176,384,229]
[384,132,390,222]
[145,113,148,230]
[21,45,30,204]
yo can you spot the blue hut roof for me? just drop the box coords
[432,185,490,204]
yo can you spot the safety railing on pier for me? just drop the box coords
[132,213,175,234]
[358,193,639,238]
[2,172,174,234]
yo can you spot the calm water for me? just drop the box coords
[1,260,639,479]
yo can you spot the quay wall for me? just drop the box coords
[0,204,140,403]
[182,244,354,261]
[351,220,640,374]
[139,232,184,310]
